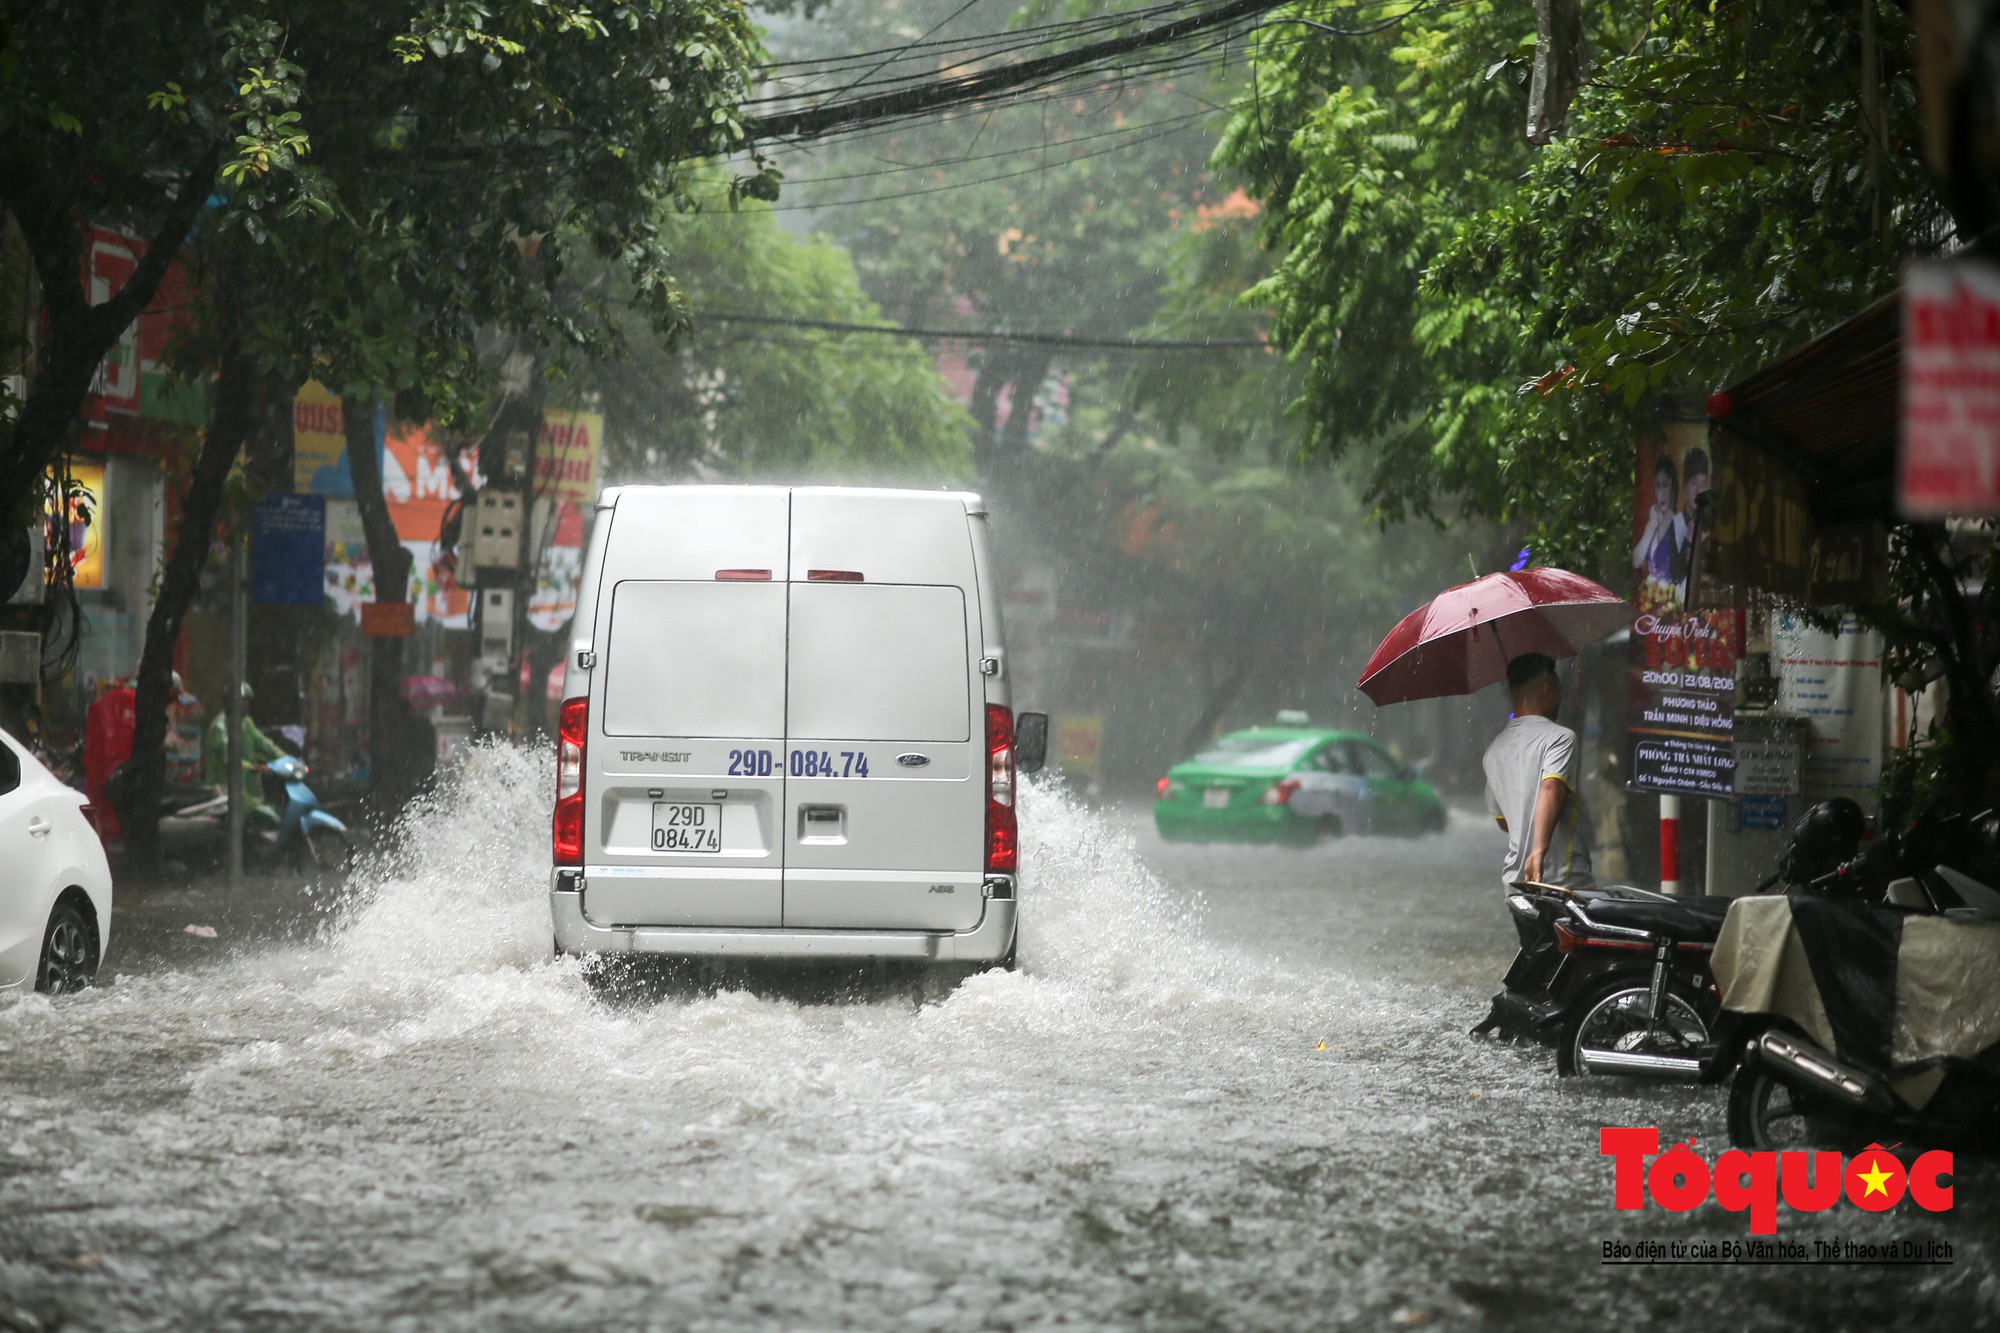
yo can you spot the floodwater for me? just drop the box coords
[2,745,1993,1330]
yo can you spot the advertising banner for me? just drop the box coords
[63,461,107,590]
[383,420,460,543]
[250,494,326,607]
[525,500,586,632]
[535,409,603,506]
[292,381,355,497]
[1628,422,1737,797]
[1901,259,2000,516]
[1774,612,1886,814]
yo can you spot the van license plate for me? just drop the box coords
[651,802,723,853]
[1203,788,1230,809]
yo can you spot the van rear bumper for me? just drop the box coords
[549,874,1016,963]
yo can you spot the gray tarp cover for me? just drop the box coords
[1714,895,2000,1109]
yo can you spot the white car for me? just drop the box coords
[0,727,111,994]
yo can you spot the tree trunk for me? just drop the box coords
[243,370,305,725]
[969,349,1053,484]
[1181,649,1255,756]
[0,149,219,532]
[344,393,422,823]
[967,352,1009,479]
[122,288,253,874]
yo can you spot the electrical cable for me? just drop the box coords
[744,0,1291,142]
[693,310,1268,350]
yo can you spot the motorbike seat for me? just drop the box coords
[1581,894,1734,941]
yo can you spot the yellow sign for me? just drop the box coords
[536,409,603,506]
[63,461,106,589]
[292,379,353,496]
[1054,712,1103,778]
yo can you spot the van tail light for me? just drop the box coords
[985,702,1017,873]
[714,568,772,581]
[553,697,587,866]
[806,569,865,582]
[1259,778,1301,806]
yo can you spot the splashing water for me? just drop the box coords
[1,747,1989,1330]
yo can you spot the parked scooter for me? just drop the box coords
[1717,804,2000,1150]
[158,754,352,871]
[1474,880,1733,1079]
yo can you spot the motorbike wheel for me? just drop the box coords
[1728,1060,1819,1151]
[1556,977,1709,1078]
[303,824,353,873]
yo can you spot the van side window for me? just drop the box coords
[0,739,18,797]
[602,581,788,738]
[788,584,970,743]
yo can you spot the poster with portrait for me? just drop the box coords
[1627,422,1738,797]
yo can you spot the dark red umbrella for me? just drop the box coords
[1357,569,1628,706]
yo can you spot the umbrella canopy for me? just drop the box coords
[1357,569,1629,706]
[400,675,461,710]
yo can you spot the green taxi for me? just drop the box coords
[1153,724,1448,844]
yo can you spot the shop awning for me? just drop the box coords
[1709,286,1900,527]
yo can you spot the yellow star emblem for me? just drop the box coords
[1857,1158,1894,1198]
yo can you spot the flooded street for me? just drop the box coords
[2,748,1993,1331]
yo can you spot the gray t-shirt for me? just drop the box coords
[1482,714,1594,891]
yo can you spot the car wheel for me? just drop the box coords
[35,899,97,995]
[1317,814,1344,842]
[1423,805,1447,835]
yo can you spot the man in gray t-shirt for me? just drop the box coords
[1481,652,1595,891]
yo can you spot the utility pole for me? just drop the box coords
[226,522,246,891]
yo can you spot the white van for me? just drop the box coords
[550,485,1046,973]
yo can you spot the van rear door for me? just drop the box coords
[586,488,790,928]
[782,490,985,931]
[783,581,983,929]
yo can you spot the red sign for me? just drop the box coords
[382,421,462,542]
[360,601,415,638]
[1901,260,2000,516]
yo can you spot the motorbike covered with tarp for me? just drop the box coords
[1713,804,2000,1150]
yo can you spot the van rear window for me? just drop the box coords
[787,584,970,742]
[602,581,788,738]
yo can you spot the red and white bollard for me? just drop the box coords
[1660,794,1681,895]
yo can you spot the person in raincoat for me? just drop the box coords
[204,683,287,824]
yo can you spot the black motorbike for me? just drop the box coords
[1718,802,2000,1150]
[1475,880,1733,1079]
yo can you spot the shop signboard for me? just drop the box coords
[360,601,414,638]
[535,409,603,506]
[1901,259,2000,516]
[1774,612,1886,814]
[250,494,327,607]
[1627,421,1737,797]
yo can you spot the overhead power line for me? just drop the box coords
[744,0,1290,143]
[695,311,1269,351]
